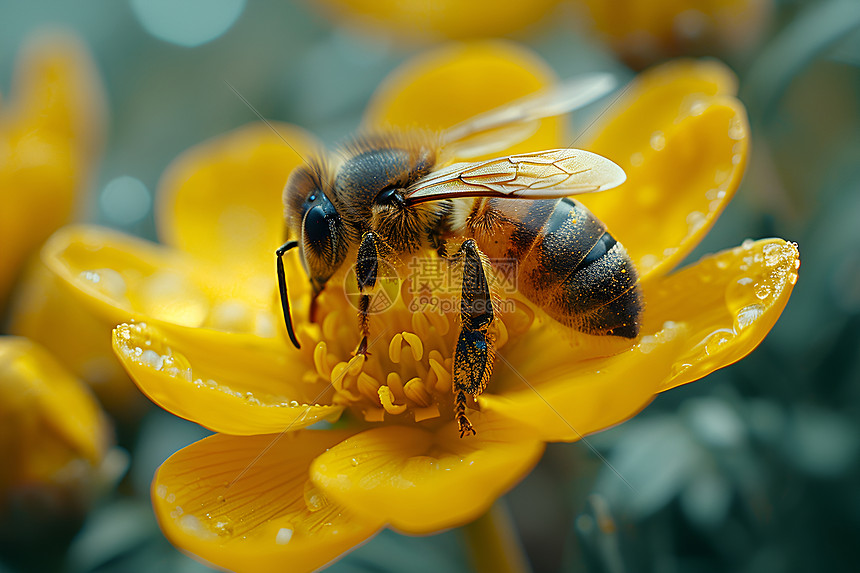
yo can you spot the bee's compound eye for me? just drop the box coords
[304,205,331,252]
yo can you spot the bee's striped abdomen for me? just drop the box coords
[467,197,642,339]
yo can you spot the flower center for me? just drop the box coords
[298,265,536,428]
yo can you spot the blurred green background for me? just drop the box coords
[2,0,859,571]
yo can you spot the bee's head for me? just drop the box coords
[283,161,349,292]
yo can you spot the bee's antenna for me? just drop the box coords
[276,241,301,349]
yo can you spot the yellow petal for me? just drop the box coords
[112,322,341,435]
[42,224,306,338]
[0,31,106,302]
[310,411,544,534]
[586,60,738,158]
[0,337,110,481]
[478,239,799,442]
[10,260,147,419]
[363,41,565,158]
[153,431,380,573]
[40,224,324,428]
[647,240,799,391]
[581,60,748,279]
[155,122,319,293]
[317,0,563,41]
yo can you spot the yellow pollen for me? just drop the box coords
[300,278,537,431]
[378,386,407,415]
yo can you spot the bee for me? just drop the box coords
[277,73,642,437]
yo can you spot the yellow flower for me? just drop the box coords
[40,42,797,571]
[0,30,105,305]
[574,0,773,69]
[313,0,564,42]
[0,337,123,546]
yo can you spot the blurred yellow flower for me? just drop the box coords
[40,42,797,571]
[0,30,105,305]
[313,0,563,41]
[0,337,123,548]
[574,0,772,68]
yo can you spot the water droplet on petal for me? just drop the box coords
[303,482,324,512]
[734,304,765,332]
[705,329,735,355]
[276,527,294,545]
[79,268,127,299]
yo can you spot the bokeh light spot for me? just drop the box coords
[100,176,151,225]
[130,0,246,47]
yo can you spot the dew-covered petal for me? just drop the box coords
[310,411,544,534]
[155,122,319,286]
[363,41,565,159]
[113,322,340,435]
[153,431,380,573]
[317,0,563,41]
[478,239,799,442]
[42,224,307,337]
[581,60,748,279]
[646,239,800,391]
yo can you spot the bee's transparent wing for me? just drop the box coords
[404,149,626,205]
[441,73,617,159]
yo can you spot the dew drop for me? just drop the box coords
[79,268,127,299]
[671,362,692,378]
[276,527,294,545]
[686,211,706,235]
[725,276,755,313]
[689,100,707,116]
[140,349,164,370]
[638,334,658,354]
[650,131,666,151]
[166,493,176,503]
[303,482,324,512]
[735,304,765,332]
[728,120,745,141]
[754,284,772,300]
[178,514,217,540]
[705,329,734,355]
[762,243,783,267]
[639,254,659,273]
[630,151,644,167]
[213,517,234,536]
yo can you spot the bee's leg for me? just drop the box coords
[354,231,381,356]
[451,239,495,437]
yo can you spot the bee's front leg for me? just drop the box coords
[451,239,495,437]
[354,231,381,356]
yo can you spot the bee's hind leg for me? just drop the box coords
[451,239,496,437]
[354,231,381,356]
